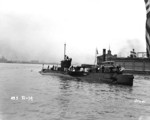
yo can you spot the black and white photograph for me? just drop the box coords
[0,0,150,120]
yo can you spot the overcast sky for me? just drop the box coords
[0,0,147,64]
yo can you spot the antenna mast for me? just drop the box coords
[64,43,66,60]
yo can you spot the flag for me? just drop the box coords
[94,48,98,65]
[144,0,150,57]
[96,48,98,55]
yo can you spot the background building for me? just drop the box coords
[97,49,117,64]
[97,49,150,73]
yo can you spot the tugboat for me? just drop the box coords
[98,61,134,86]
[67,62,134,86]
[67,49,134,86]
[99,49,134,86]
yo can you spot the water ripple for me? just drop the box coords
[0,63,150,120]
[39,103,50,108]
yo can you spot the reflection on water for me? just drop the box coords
[57,80,72,119]
[0,63,150,120]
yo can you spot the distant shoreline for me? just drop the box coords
[0,62,60,65]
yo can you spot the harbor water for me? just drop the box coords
[0,63,150,120]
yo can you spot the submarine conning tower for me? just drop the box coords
[61,55,72,71]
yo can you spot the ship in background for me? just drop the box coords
[97,48,150,74]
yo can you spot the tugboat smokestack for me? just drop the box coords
[103,49,106,61]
